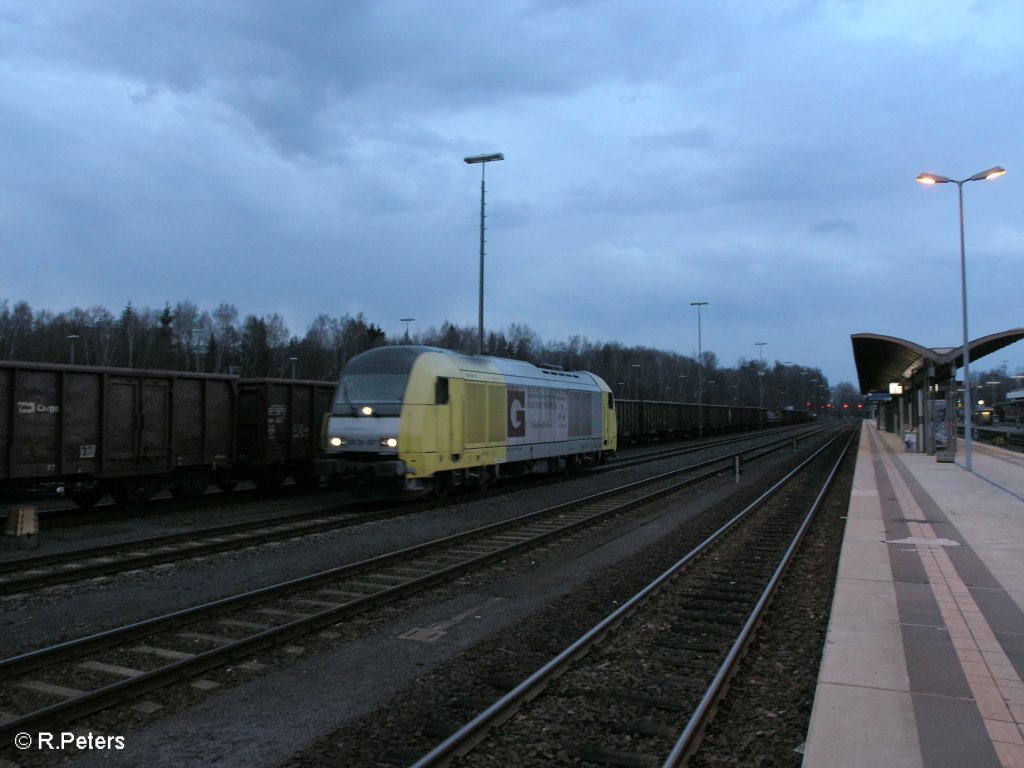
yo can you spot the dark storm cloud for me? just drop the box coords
[1,1,1022,386]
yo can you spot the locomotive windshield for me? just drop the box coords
[332,346,421,417]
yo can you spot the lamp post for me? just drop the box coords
[400,317,415,343]
[691,301,708,437]
[987,380,1001,414]
[464,152,504,355]
[755,341,767,410]
[917,165,1006,471]
[67,334,79,365]
[289,357,298,379]
[632,363,642,399]
[784,361,792,410]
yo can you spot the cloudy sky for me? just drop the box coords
[2,0,1021,388]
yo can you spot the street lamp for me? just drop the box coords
[783,361,792,410]
[691,301,708,437]
[917,165,1006,471]
[289,357,298,379]
[464,152,504,355]
[400,317,415,343]
[632,363,642,399]
[67,334,79,365]
[755,341,767,410]
[987,380,1001,414]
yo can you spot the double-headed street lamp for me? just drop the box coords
[691,301,708,437]
[916,165,1006,471]
[464,152,504,355]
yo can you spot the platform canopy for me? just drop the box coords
[851,329,1024,395]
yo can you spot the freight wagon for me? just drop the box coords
[0,361,335,507]
[615,399,768,443]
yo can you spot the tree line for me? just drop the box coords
[0,297,854,412]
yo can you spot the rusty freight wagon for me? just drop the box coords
[0,362,236,506]
[614,399,766,443]
[235,378,337,490]
[0,362,339,507]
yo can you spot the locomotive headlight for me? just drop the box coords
[329,437,345,447]
[380,437,398,449]
[361,406,374,416]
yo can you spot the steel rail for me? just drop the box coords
[409,428,852,767]
[662,427,856,766]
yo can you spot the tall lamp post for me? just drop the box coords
[400,317,415,343]
[755,341,767,410]
[783,361,792,410]
[691,301,708,438]
[67,334,79,365]
[917,165,1006,471]
[464,152,504,355]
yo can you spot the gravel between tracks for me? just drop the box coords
[276,440,853,767]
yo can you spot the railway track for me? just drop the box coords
[0,427,838,740]
[0,426,823,595]
[0,504,404,595]
[407,426,855,767]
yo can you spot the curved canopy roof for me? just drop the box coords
[851,329,1024,394]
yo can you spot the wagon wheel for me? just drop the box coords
[68,488,104,509]
[474,467,492,495]
[290,465,319,489]
[172,473,209,500]
[110,481,156,508]
[431,472,451,500]
[256,468,287,492]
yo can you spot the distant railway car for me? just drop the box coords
[615,399,768,443]
[318,346,616,497]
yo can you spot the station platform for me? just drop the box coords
[803,423,1024,768]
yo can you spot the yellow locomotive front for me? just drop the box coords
[318,346,506,497]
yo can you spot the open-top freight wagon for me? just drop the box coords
[614,398,808,443]
[0,361,335,507]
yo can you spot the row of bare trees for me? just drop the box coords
[0,297,852,410]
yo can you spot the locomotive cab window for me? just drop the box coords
[435,377,449,405]
[332,346,421,417]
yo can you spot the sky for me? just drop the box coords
[1,0,1022,389]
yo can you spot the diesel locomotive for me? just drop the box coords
[317,346,617,497]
